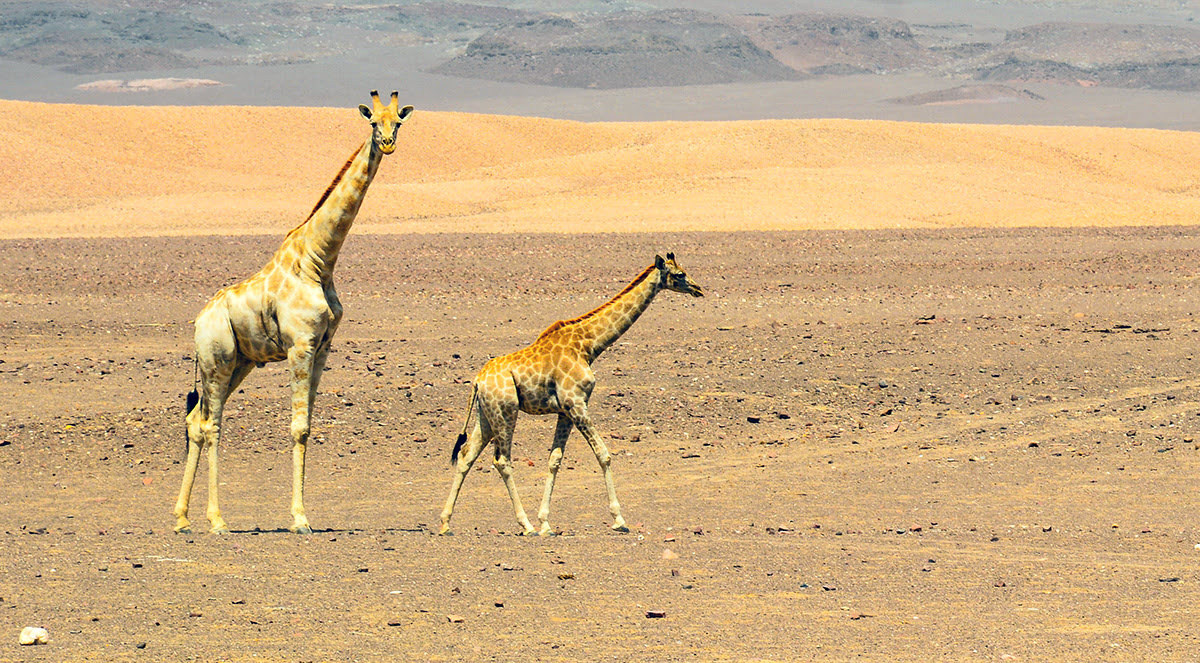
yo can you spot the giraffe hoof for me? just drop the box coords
[210,526,230,535]
[174,526,191,535]
[612,524,630,533]
[289,524,313,535]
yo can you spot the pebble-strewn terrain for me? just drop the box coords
[3,229,1200,661]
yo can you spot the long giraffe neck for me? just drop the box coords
[554,265,663,362]
[281,138,382,282]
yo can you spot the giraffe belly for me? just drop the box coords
[518,388,560,415]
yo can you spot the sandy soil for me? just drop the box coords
[3,99,1200,660]
[3,228,1200,662]
[2,99,1200,239]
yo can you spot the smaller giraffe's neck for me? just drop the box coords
[281,139,382,282]
[548,265,663,362]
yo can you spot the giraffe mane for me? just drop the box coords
[536,264,657,340]
[284,143,364,238]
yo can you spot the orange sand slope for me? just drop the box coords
[0,98,1196,238]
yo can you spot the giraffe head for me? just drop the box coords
[357,90,414,155]
[655,252,704,297]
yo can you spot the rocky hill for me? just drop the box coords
[431,10,800,88]
[1,1,1199,91]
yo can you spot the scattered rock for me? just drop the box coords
[662,549,679,560]
[645,610,666,619]
[19,627,48,645]
[447,614,465,623]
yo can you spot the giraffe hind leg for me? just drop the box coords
[174,354,252,534]
[439,420,488,535]
[489,402,536,536]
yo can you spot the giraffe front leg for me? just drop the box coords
[439,421,487,535]
[287,342,320,535]
[573,412,628,533]
[536,415,572,536]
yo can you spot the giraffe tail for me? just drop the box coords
[450,383,479,465]
[184,356,200,458]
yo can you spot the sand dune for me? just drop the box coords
[0,98,1196,238]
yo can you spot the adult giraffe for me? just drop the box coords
[174,90,414,534]
[439,254,704,536]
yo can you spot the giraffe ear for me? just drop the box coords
[666,252,675,262]
[398,105,414,123]
[655,254,666,270]
[358,104,373,120]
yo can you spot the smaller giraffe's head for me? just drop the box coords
[656,252,704,298]
[358,90,414,155]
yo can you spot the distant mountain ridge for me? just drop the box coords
[1,1,1198,91]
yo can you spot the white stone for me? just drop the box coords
[19,626,48,645]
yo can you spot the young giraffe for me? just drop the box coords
[439,253,704,536]
[173,91,414,535]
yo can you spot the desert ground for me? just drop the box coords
[2,99,1200,661]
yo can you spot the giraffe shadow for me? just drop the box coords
[228,526,358,535]
[227,525,432,536]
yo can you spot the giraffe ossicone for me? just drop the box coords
[438,253,704,536]
[173,90,413,535]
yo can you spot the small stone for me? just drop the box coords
[494,601,504,608]
[661,549,678,560]
[557,573,575,580]
[645,610,666,619]
[19,627,48,645]
[447,614,465,623]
